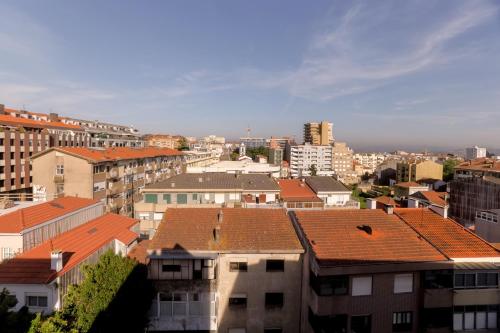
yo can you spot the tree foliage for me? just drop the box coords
[177,137,190,151]
[246,146,269,160]
[308,164,318,176]
[0,288,35,333]
[29,250,153,333]
[443,159,460,181]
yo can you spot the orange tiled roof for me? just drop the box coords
[293,210,447,266]
[395,208,500,258]
[149,208,303,252]
[0,213,138,284]
[411,191,447,207]
[0,197,100,233]
[128,240,150,264]
[47,146,183,162]
[456,158,500,172]
[395,182,426,188]
[375,196,397,206]
[4,108,51,118]
[277,179,322,202]
[0,114,82,131]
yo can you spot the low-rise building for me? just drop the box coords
[0,212,139,313]
[0,197,103,261]
[465,146,487,161]
[353,153,386,174]
[145,208,304,332]
[187,160,281,178]
[32,147,184,216]
[396,160,443,183]
[276,179,324,210]
[408,191,449,217]
[286,144,334,178]
[304,176,358,208]
[394,182,430,201]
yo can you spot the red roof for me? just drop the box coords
[395,182,426,188]
[149,208,303,252]
[293,210,447,266]
[128,240,150,264]
[277,179,322,202]
[395,208,500,258]
[0,114,82,131]
[410,191,447,207]
[0,213,138,284]
[38,146,184,162]
[0,197,100,233]
[456,158,500,172]
[375,196,397,206]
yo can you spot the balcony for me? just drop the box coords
[107,168,119,179]
[53,174,64,183]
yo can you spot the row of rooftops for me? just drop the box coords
[455,157,500,173]
[0,104,140,135]
[142,206,500,266]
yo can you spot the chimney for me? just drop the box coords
[366,198,377,209]
[50,250,63,272]
[0,104,5,115]
[408,198,419,208]
[49,113,59,122]
[385,205,394,215]
[213,225,221,242]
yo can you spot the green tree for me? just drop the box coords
[443,159,459,181]
[0,288,35,333]
[177,137,190,151]
[308,164,318,176]
[246,146,269,160]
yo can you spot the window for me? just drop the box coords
[394,274,413,294]
[393,312,412,332]
[266,259,284,272]
[56,164,64,175]
[352,276,372,296]
[476,272,498,287]
[229,262,247,272]
[144,194,158,204]
[2,247,15,260]
[455,272,497,289]
[192,193,198,200]
[351,315,371,333]
[454,305,497,330]
[163,194,171,203]
[26,295,48,308]
[228,294,247,308]
[455,272,475,288]
[265,292,284,308]
[423,270,453,289]
[177,194,188,204]
[56,183,64,195]
[162,265,181,272]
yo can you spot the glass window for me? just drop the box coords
[162,265,181,272]
[177,194,187,204]
[266,259,284,272]
[228,295,247,308]
[163,194,171,203]
[144,194,158,204]
[352,276,372,296]
[265,292,284,308]
[56,165,64,175]
[229,262,247,272]
[394,274,413,294]
[393,312,412,332]
[351,315,371,333]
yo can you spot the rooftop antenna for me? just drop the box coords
[246,125,251,137]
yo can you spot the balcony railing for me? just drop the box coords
[53,174,64,183]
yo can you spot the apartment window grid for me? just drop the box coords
[454,271,498,289]
[453,305,498,331]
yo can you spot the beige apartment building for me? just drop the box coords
[144,134,184,149]
[31,147,184,216]
[144,208,304,332]
[304,121,333,145]
[396,159,443,183]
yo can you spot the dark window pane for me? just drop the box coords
[162,265,181,272]
[265,292,284,308]
[266,260,284,272]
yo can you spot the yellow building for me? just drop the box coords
[303,121,333,145]
[396,159,443,183]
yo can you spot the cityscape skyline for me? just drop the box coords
[0,0,499,150]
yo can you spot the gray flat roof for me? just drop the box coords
[304,176,350,192]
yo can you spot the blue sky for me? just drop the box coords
[1,0,499,151]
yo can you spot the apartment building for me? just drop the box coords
[135,173,280,234]
[0,197,103,261]
[353,153,386,174]
[331,142,357,184]
[396,160,443,183]
[304,176,358,208]
[145,208,304,332]
[286,144,334,178]
[268,148,284,166]
[60,117,143,148]
[268,136,292,150]
[450,158,500,227]
[465,146,487,161]
[183,151,220,168]
[475,209,500,243]
[0,105,89,196]
[31,147,184,216]
[144,134,184,149]
[292,208,500,333]
[239,137,268,149]
[304,121,333,145]
[0,212,139,313]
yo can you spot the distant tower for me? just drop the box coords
[239,143,246,156]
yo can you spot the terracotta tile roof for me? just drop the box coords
[0,197,100,233]
[116,229,139,245]
[0,114,83,131]
[4,108,49,118]
[36,146,183,163]
[277,179,322,202]
[410,191,447,207]
[456,158,500,172]
[395,182,426,188]
[395,208,500,258]
[375,196,397,206]
[0,213,138,284]
[149,208,303,253]
[293,210,447,266]
[128,240,150,264]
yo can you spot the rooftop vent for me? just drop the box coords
[213,225,221,242]
[357,225,373,235]
[217,210,224,223]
